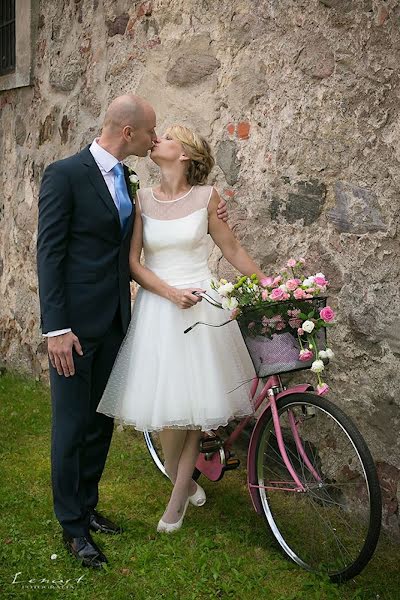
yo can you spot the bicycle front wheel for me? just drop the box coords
[254,392,382,582]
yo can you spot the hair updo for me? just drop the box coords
[165,124,215,185]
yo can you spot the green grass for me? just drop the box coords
[0,372,398,600]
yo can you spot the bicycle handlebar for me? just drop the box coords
[184,291,231,334]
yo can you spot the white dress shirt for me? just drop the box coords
[44,140,123,338]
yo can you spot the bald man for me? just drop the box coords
[37,95,228,568]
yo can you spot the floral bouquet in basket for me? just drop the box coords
[211,258,336,395]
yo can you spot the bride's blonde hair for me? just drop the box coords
[165,124,215,185]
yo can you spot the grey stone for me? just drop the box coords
[15,116,27,146]
[284,180,327,225]
[296,37,335,79]
[59,114,70,145]
[167,54,220,86]
[49,60,83,92]
[328,181,387,233]
[38,112,55,146]
[319,0,352,10]
[216,141,240,185]
[106,13,129,37]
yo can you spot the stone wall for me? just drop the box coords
[0,0,399,533]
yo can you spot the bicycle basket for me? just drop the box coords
[236,297,327,378]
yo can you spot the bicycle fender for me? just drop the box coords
[247,384,314,514]
[276,383,314,400]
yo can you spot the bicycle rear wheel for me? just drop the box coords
[143,431,168,477]
[254,392,382,582]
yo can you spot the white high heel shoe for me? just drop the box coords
[157,499,189,534]
[188,482,206,507]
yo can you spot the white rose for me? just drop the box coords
[326,348,334,359]
[318,350,328,359]
[303,277,315,288]
[311,359,324,373]
[302,320,315,333]
[279,284,288,293]
[217,282,234,297]
[129,174,140,183]
[222,297,238,310]
[315,272,325,279]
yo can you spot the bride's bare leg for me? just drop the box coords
[161,429,202,523]
[159,429,197,496]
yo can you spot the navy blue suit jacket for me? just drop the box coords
[37,145,136,339]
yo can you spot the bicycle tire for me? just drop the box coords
[253,392,382,583]
[143,430,201,481]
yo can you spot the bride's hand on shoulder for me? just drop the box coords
[168,287,206,309]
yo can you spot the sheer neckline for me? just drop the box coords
[151,186,194,203]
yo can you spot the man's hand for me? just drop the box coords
[48,332,83,377]
[216,197,228,222]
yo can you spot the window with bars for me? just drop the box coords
[0,0,16,76]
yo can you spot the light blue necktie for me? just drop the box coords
[112,162,132,230]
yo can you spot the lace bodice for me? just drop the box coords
[137,185,213,286]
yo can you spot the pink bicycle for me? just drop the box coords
[144,293,382,583]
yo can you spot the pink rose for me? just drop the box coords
[270,287,285,301]
[231,308,240,319]
[299,349,313,362]
[320,306,335,322]
[293,288,307,300]
[272,276,282,286]
[261,290,269,301]
[289,318,302,329]
[286,278,301,291]
[275,321,285,331]
[297,327,304,336]
[314,276,328,287]
[260,277,274,287]
[287,258,296,268]
[317,383,329,396]
[282,292,290,300]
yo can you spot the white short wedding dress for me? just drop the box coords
[96,185,255,432]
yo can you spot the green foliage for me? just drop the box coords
[0,372,399,600]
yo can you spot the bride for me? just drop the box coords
[97,125,266,532]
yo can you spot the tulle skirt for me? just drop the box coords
[96,279,256,431]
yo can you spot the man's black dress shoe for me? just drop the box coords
[62,531,108,569]
[89,509,122,534]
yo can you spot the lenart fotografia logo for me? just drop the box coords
[10,571,86,590]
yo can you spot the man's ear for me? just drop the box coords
[122,125,134,141]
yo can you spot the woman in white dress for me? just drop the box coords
[97,125,266,532]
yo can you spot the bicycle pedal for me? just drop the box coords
[199,436,223,453]
[223,457,240,471]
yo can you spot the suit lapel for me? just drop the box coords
[80,146,120,227]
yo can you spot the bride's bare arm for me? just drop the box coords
[129,203,203,309]
[207,188,266,280]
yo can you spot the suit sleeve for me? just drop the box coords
[37,162,72,334]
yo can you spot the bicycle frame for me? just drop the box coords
[187,292,320,515]
[194,374,317,516]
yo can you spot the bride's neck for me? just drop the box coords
[157,166,191,199]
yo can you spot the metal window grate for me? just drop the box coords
[0,0,16,76]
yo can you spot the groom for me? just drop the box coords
[37,95,228,568]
